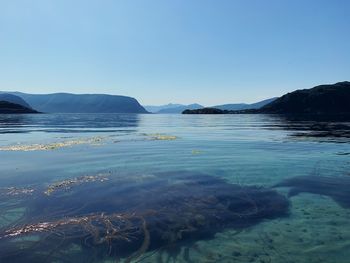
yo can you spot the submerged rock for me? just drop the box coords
[0,171,289,262]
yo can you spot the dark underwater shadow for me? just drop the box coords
[274,175,350,209]
[0,171,290,262]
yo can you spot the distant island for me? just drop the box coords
[1,92,148,113]
[0,101,39,114]
[183,108,231,114]
[183,82,350,115]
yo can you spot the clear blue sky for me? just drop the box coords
[0,0,349,105]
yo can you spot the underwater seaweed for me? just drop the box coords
[0,171,290,262]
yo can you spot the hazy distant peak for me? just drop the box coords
[212,97,277,111]
[156,103,204,114]
[144,103,203,113]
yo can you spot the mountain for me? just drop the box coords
[145,98,276,114]
[144,103,183,113]
[0,93,32,109]
[157,103,204,114]
[183,82,350,115]
[213,98,277,111]
[0,101,39,114]
[182,98,277,114]
[260,81,350,114]
[3,92,148,113]
[144,97,277,113]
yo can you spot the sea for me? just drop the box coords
[0,113,349,263]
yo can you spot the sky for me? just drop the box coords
[0,0,349,106]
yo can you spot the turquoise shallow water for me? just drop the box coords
[0,113,349,262]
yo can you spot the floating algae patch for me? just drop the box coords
[0,136,105,151]
[144,133,179,141]
[0,171,289,262]
[44,173,110,196]
[275,175,350,208]
[0,187,35,196]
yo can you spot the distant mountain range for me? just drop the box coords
[145,98,276,114]
[144,103,204,113]
[183,82,350,115]
[3,81,349,115]
[212,98,277,111]
[144,104,184,113]
[1,92,148,113]
[157,104,204,114]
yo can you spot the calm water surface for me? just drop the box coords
[0,114,349,263]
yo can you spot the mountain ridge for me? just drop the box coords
[146,98,276,114]
[144,103,184,113]
[2,92,148,113]
[259,81,350,114]
[183,82,350,115]
[213,97,277,111]
[157,103,203,114]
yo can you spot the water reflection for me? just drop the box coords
[2,113,350,142]
[264,114,350,142]
[0,113,141,134]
